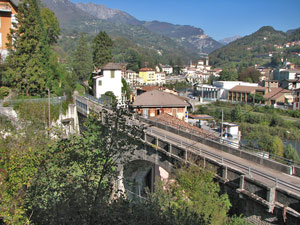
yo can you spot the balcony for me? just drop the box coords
[0,4,12,12]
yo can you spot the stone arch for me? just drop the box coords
[121,159,170,199]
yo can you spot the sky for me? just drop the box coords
[71,0,300,41]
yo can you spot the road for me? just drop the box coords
[146,125,300,195]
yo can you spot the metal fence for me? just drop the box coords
[84,93,112,106]
[0,96,66,106]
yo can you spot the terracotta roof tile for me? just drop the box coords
[139,68,155,72]
[230,85,266,93]
[154,113,218,140]
[131,90,189,108]
[263,88,291,100]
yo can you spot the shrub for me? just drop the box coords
[0,86,10,99]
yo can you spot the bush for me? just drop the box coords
[284,144,300,163]
[0,86,10,99]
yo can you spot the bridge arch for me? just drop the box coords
[121,156,171,199]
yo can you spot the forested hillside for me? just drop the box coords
[210,26,300,68]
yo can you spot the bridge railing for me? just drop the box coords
[138,115,300,168]
[147,128,300,193]
[84,93,112,108]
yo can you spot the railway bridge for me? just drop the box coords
[75,93,300,224]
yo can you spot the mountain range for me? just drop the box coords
[41,0,223,58]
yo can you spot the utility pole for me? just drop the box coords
[221,108,223,143]
[48,88,51,128]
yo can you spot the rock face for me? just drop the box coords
[142,21,223,54]
[76,2,142,25]
[219,35,242,45]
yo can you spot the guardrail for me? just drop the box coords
[141,116,300,167]
[84,93,112,107]
[148,128,300,194]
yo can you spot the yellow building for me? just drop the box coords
[139,68,156,85]
[0,0,18,58]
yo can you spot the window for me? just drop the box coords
[111,70,115,78]
[0,33,2,48]
[98,80,102,86]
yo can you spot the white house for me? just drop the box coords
[156,72,166,85]
[161,65,173,74]
[93,63,123,105]
[125,70,138,86]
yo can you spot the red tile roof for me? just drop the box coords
[230,85,266,93]
[154,113,218,140]
[139,68,155,72]
[263,88,291,100]
[131,90,189,108]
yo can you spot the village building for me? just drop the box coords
[136,86,178,96]
[131,90,189,121]
[273,68,300,84]
[281,79,300,90]
[161,64,173,74]
[0,0,18,58]
[124,70,138,86]
[155,72,166,85]
[93,63,124,106]
[293,88,300,110]
[139,68,156,85]
[212,81,259,99]
[228,85,292,106]
[262,80,279,89]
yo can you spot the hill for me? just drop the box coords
[209,26,287,68]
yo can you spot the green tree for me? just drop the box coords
[40,7,60,45]
[92,31,113,68]
[284,144,300,163]
[219,67,238,81]
[0,122,50,224]
[231,104,242,122]
[152,165,231,225]
[122,78,131,100]
[5,0,51,96]
[258,135,284,157]
[73,33,93,81]
[125,49,140,72]
[271,136,284,157]
[28,110,143,224]
[238,67,261,83]
[270,55,282,67]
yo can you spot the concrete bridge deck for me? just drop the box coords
[145,125,300,195]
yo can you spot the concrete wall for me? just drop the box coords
[294,166,300,177]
